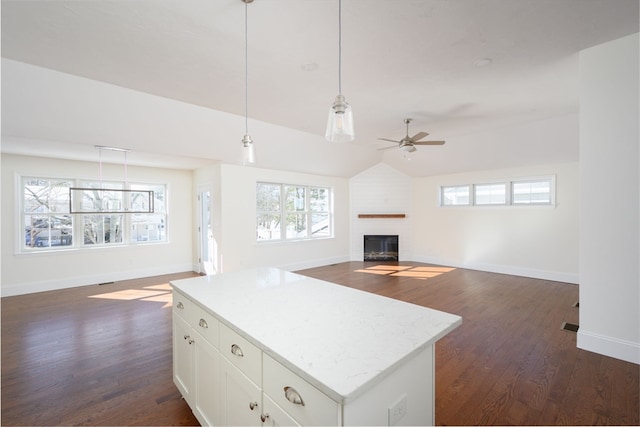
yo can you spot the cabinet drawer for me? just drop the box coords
[191,303,219,348]
[263,354,339,426]
[219,323,261,385]
[172,290,193,323]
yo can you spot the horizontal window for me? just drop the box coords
[440,177,554,207]
[441,185,471,206]
[512,180,552,205]
[474,183,507,205]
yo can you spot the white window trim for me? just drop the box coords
[473,182,509,206]
[256,181,334,243]
[17,174,169,254]
[440,184,471,206]
[439,175,556,208]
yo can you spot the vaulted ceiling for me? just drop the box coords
[1,0,638,177]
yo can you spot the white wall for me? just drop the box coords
[1,58,381,178]
[349,163,414,261]
[578,33,639,364]
[412,162,580,283]
[1,154,194,296]
[213,164,351,273]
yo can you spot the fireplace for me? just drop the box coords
[363,235,399,261]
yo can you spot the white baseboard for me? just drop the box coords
[412,256,579,284]
[578,329,640,365]
[1,263,194,297]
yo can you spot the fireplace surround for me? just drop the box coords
[363,235,399,261]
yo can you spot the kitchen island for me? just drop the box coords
[171,267,461,426]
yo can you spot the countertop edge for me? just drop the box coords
[170,270,462,404]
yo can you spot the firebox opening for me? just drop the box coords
[364,235,399,261]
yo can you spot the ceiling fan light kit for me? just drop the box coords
[378,118,446,157]
[326,0,355,143]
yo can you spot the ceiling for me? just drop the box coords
[1,0,638,177]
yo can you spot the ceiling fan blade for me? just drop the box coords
[408,131,429,142]
[377,138,400,143]
[377,145,398,151]
[413,140,446,146]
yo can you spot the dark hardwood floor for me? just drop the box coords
[1,262,638,426]
[1,272,201,426]
[298,262,639,426]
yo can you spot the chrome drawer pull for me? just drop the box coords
[176,302,184,309]
[284,386,305,406]
[199,318,208,329]
[230,344,244,357]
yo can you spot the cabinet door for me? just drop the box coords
[262,393,301,427]
[194,333,220,427]
[173,315,194,404]
[219,356,262,426]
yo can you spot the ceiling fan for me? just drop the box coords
[378,118,445,153]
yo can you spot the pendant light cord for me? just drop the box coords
[338,0,342,95]
[244,0,249,135]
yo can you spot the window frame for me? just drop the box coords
[256,181,333,243]
[19,175,168,253]
[473,182,508,206]
[440,184,471,206]
[511,178,554,205]
[439,176,555,208]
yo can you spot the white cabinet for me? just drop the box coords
[171,269,461,426]
[194,332,220,427]
[172,313,194,404]
[262,394,301,427]
[219,355,262,426]
[263,354,339,426]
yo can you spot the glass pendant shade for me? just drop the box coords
[325,94,354,142]
[242,134,256,164]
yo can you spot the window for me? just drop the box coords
[130,184,166,242]
[440,176,554,207]
[23,178,74,249]
[474,183,507,205]
[21,176,167,251]
[512,180,552,205]
[441,185,470,206]
[79,181,124,246]
[256,182,332,241]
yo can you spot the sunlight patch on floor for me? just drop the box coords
[88,284,174,308]
[355,265,456,280]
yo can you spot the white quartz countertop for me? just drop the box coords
[170,267,461,403]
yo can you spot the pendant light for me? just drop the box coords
[325,0,354,142]
[241,0,256,164]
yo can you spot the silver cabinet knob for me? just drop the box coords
[231,344,244,357]
[188,338,195,345]
[184,334,189,340]
[199,318,208,329]
[260,413,270,422]
[284,386,305,406]
[176,302,184,309]
[249,401,258,411]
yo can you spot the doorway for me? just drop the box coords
[198,188,215,275]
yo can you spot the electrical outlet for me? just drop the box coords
[388,394,407,426]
